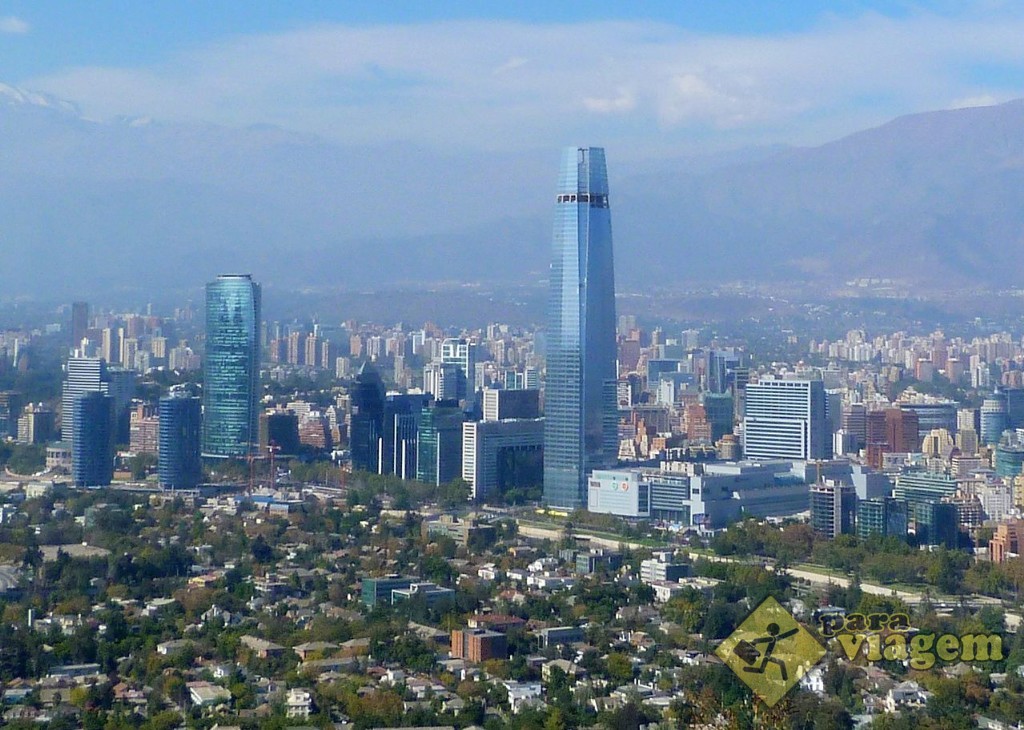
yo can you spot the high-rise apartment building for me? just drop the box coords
[159,395,202,489]
[543,147,618,510]
[17,405,54,445]
[203,274,261,458]
[101,327,121,365]
[743,379,831,461]
[841,403,867,451]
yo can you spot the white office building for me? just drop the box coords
[743,378,831,461]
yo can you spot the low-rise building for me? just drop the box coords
[285,688,314,719]
[575,549,622,575]
[188,681,232,708]
[537,626,585,648]
[451,628,507,663]
[391,581,455,606]
[423,514,496,548]
[639,552,690,584]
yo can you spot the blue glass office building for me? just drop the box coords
[349,362,386,473]
[543,147,618,510]
[72,391,114,487]
[159,395,202,489]
[203,275,261,458]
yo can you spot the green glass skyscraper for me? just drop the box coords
[543,147,618,510]
[203,274,261,458]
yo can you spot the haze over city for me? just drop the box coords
[5,2,1024,297]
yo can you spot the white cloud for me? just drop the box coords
[949,93,1001,109]
[22,12,1024,154]
[494,56,529,74]
[582,88,636,114]
[0,16,29,34]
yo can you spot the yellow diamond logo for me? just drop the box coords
[715,596,826,707]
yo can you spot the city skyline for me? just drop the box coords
[3,6,1024,725]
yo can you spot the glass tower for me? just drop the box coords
[203,274,261,458]
[72,391,114,487]
[543,147,618,510]
[159,394,202,488]
[349,362,386,472]
[416,399,464,486]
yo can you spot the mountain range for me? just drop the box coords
[3,81,1024,299]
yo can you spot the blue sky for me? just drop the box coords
[3,2,1024,156]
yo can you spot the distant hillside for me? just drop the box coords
[2,84,1024,297]
[617,99,1024,287]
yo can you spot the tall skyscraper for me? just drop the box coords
[382,393,430,479]
[159,395,202,489]
[62,357,107,444]
[417,400,464,486]
[72,392,114,487]
[543,147,618,510]
[203,274,261,458]
[349,362,386,472]
[743,379,831,461]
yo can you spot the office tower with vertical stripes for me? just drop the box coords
[202,274,261,458]
[159,394,202,489]
[62,357,107,444]
[72,391,115,487]
[543,147,618,510]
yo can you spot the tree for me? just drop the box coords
[544,707,567,730]
[925,549,966,595]
[251,534,273,564]
[128,453,158,480]
[438,478,471,508]
[1001,557,1024,601]
[4,444,45,475]
[701,601,738,640]
[606,652,634,683]
[662,590,707,633]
